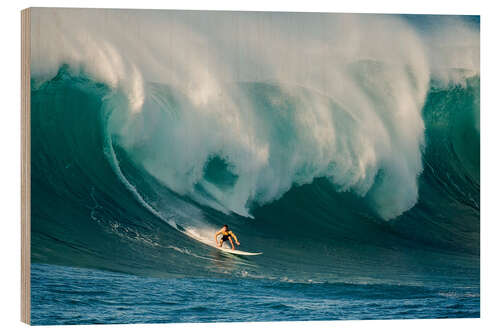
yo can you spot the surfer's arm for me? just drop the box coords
[214,229,222,244]
[229,231,240,245]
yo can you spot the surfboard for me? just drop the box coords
[167,220,262,256]
[214,246,262,256]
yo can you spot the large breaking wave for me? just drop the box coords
[30,9,479,284]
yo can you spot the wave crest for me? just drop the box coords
[30,10,479,220]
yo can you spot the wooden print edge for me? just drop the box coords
[21,7,31,325]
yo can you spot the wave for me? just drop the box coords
[30,10,479,284]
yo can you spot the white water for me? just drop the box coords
[30,9,479,220]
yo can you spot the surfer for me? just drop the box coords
[215,225,240,250]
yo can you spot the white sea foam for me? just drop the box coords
[30,9,479,220]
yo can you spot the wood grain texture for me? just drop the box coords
[21,7,31,325]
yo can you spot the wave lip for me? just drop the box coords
[30,10,479,220]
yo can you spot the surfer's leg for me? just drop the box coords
[228,237,235,250]
[218,239,223,247]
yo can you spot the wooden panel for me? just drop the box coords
[21,7,31,325]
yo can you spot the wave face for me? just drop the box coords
[30,10,479,285]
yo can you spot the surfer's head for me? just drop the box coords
[223,224,229,231]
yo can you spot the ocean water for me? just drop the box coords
[29,10,479,325]
[31,263,479,325]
